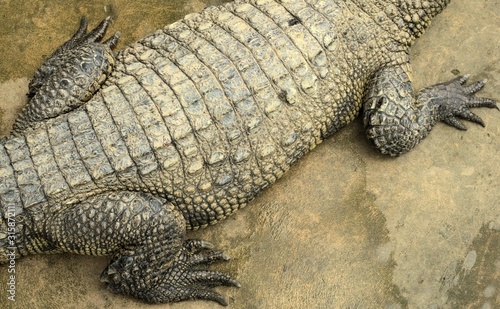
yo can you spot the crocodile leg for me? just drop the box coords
[39,191,238,305]
[363,63,497,156]
[12,18,119,134]
[27,16,117,97]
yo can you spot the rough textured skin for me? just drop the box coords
[0,0,497,305]
[12,17,120,133]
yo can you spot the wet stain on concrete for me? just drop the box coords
[447,223,500,308]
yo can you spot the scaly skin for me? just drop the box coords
[0,0,497,305]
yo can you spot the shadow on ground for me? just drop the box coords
[0,1,498,308]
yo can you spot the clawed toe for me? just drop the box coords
[82,16,112,44]
[28,16,119,98]
[443,108,486,130]
[14,17,119,134]
[458,109,485,127]
[182,239,232,266]
[154,239,240,305]
[185,239,216,251]
[102,238,239,306]
[437,74,497,130]
[443,116,468,130]
[186,250,231,267]
[189,270,240,287]
[452,74,486,94]
[463,79,486,95]
[179,287,231,306]
[466,97,497,109]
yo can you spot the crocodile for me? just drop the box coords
[0,0,497,305]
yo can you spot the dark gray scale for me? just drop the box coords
[230,2,324,162]
[185,18,270,133]
[180,15,280,216]
[118,34,224,227]
[114,44,184,198]
[67,109,121,190]
[27,17,111,97]
[105,78,160,190]
[261,0,328,81]
[211,6,310,177]
[159,20,266,225]
[0,143,24,215]
[110,49,177,196]
[24,128,69,199]
[1,0,497,306]
[133,45,212,196]
[232,3,323,118]
[0,142,30,261]
[140,41,225,224]
[250,0,322,95]
[85,97,140,190]
[279,0,335,71]
[110,72,168,195]
[46,117,96,196]
[3,137,46,209]
[306,0,377,133]
[136,31,248,225]
[12,17,119,134]
[136,62,198,201]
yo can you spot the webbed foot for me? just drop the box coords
[12,17,119,134]
[363,64,498,156]
[101,239,239,306]
[419,75,497,130]
[27,16,119,97]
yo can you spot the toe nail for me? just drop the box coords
[200,240,215,249]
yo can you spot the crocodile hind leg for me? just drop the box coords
[38,191,239,305]
[363,63,497,156]
[12,17,119,134]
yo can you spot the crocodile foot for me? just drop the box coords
[12,17,120,134]
[419,74,498,130]
[28,16,119,97]
[363,64,497,156]
[37,191,238,306]
[101,239,240,306]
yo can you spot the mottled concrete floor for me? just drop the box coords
[0,0,498,308]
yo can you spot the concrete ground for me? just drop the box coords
[0,0,498,308]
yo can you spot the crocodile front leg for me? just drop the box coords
[363,63,497,156]
[33,191,238,305]
[12,17,119,134]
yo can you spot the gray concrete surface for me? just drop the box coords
[0,0,498,308]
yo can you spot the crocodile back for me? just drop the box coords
[5,0,403,229]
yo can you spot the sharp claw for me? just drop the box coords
[200,240,215,249]
[104,31,120,48]
[189,288,229,306]
[184,239,215,251]
[466,97,497,109]
[186,250,232,267]
[464,80,486,94]
[443,116,467,130]
[434,74,497,130]
[205,291,229,307]
[56,17,89,51]
[458,110,485,127]
[72,17,89,42]
[104,239,237,305]
[190,270,239,287]
[84,16,112,43]
[459,74,469,84]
